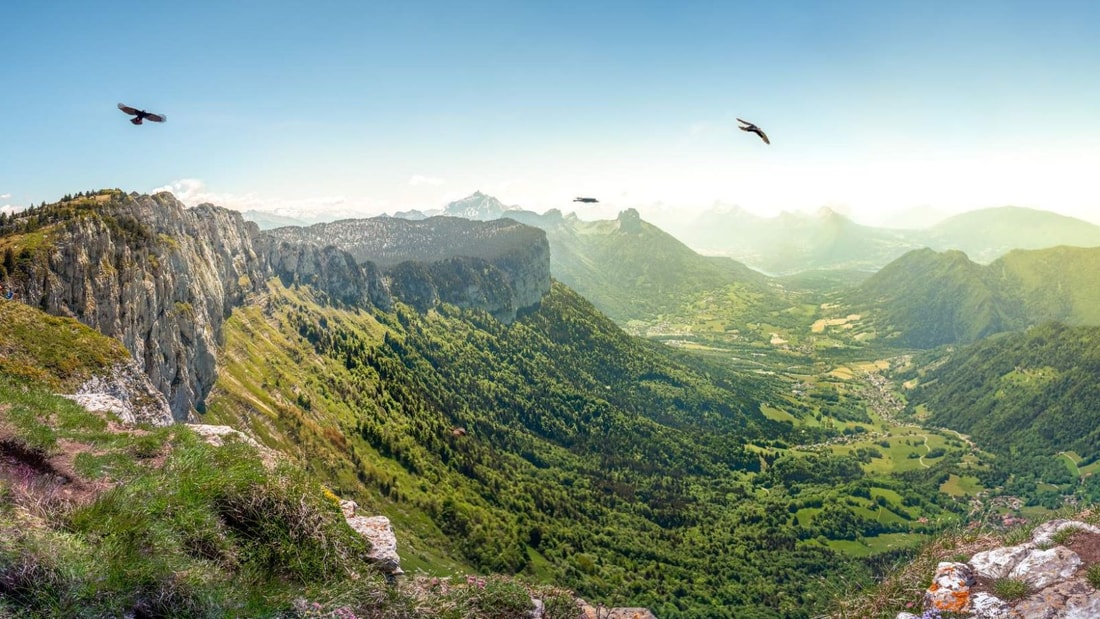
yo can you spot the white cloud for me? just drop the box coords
[0,193,11,200]
[150,178,384,221]
[408,175,445,186]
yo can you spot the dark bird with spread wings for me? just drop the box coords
[737,118,769,144]
[573,197,599,203]
[118,103,167,125]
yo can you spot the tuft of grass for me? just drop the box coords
[991,577,1030,601]
[1086,563,1100,589]
[1003,523,1038,546]
[1050,525,1080,546]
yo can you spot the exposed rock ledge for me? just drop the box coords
[186,423,283,469]
[900,519,1100,619]
[340,499,403,576]
[59,360,173,426]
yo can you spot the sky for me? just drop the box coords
[2,0,1099,226]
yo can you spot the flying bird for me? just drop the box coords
[737,118,769,144]
[573,197,599,203]
[118,103,167,125]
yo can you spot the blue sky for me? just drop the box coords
[2,0,1098,225]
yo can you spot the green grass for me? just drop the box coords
[1086,564,1100,589]
[940,474,983,497]
[0,301,129,390]
[991,577,1030,601]
[0,375,574,618]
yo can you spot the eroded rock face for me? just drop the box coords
[264,216,551,322]
[256,238,393,310]
[972,544,1037,580]
[62,359,173,426]
[340,500,402,575]
[1032,520,1100,547]
[1010,547,1082,590]
[16,193,265,420]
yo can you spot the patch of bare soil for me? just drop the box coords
[1064,530,1100,565]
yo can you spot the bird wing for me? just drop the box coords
[144,112,167,123]
[118,103,140,115]
[756,129,770,145]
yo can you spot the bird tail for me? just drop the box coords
[130,117,143,125]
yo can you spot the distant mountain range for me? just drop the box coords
[245,192,1100,277]
[397,194,771,323]
[664,204,1100,275]
[847,245,1100,348]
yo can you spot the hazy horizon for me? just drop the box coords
[3,1,1099,227]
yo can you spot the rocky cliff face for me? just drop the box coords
[264,216,551,321]
[3,192,553,418]
[255,236,393,310]
[11,192,265,420]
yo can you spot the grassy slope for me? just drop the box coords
[0,300,577,618]
[0,300,129,390]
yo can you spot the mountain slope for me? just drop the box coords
[203,278,885,618]
[508,208,768,323]
[847,246,1100,348]
[0,303,578,618]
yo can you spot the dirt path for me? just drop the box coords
[917,434,931,469]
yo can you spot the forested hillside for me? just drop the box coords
[900,323,1100,506]
[202,278,951,618]
[847,246,1100,348]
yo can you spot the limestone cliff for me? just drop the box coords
[255,236,393,310]
[7,192,265,420]
[264,216,551,322]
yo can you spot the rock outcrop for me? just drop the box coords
[264,216,551,322]
[900,519,1100,619]
[339,500,402,575]
[187,423,282,468]
[256,237,393,310]
[62,359,173,426]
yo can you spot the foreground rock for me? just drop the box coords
[575,599,658,619]
[60,360,173,426]
[340,500,403,575]
[901,519,1100,618]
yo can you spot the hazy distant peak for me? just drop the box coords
[616,208,643,233]
[707,202,748,215]
[443,191,520,221]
